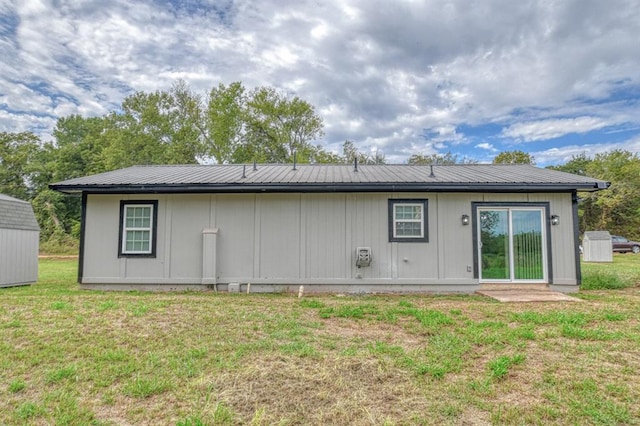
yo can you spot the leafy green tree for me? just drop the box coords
[50,115,111,179]
[196,82,246,164]
[408,152,477,165]
[492,150,535,165]
[0,132,41,200]
[544,150,640,239]
[17,79,333,251]
[239,86,324,163]
[33,116,112,244]
[309,146,343,164]
[31,188,81,247]
[547,153,592,176]
[101,82,203,169]
[169,80,206,162]
[546,153,596,236]
[0,131,82,250]
[581,150,640,239]
[341,140,386,165]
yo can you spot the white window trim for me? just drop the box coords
[388,199,428,242]
[393,203,425,239]
[121,204,154,255]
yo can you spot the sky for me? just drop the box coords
[1,0,640,166]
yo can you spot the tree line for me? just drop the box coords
[548,151,640,241]
[0,80,383,252]
[1,80,638,251]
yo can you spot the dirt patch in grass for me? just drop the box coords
[91,403,137,426]
[209,355,429,425]
[320,317,425,349]
[459,407,492,425]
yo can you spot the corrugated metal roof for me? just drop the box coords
[0,194,40,231]
[49,164,609,193]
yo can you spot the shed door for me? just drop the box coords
[478,207,547,282]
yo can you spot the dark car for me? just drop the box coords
[611,235,640,253]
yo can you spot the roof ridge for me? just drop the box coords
[125,163,534,168]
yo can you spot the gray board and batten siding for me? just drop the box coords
[0,194,40,287]
[50,164,609,294]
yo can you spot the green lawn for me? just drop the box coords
[1,258,639,425]
[582,253,640,289]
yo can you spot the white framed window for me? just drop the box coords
[119,201,158,257]
[388,199,428,242]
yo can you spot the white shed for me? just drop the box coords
[582,231,613,262]
[0,194,40,287]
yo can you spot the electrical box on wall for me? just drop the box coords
[356,247,372,267]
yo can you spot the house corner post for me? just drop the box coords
[572,191,582,286]
[78,192,87,284]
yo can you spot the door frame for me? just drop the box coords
[471,202,553,284]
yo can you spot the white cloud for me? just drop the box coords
[1,0,639,164]
[476,143,497,152]
[502,117,611,142]
[0,109,56,138]
[532,135,640,166]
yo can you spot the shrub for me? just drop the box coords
[39,232,79,255]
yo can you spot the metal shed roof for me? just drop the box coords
[49,163,610,194]
[0,194,40,231]
[583,231,612,241]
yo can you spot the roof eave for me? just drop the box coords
[49,181,608,194]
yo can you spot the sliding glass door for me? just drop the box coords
[478,207,547,282]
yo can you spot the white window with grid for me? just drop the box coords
[122,204,154,254]
[393,203,424,238]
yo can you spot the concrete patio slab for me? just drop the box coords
[477,290,582,303]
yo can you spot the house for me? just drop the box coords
[50,163,609,293]
[0,194,40,287]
